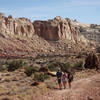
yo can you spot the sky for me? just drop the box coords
[0,0,100,24]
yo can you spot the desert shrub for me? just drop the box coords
[74,60,83,70]
[48,62,61,71]
[39,67,48,72]
[48,62,73,72]
[61,62,72,72]
[34,73,49,82]
[0,64,6,72]
[63,54,70,59]
[25,65,39,76]
[7,60,23,71]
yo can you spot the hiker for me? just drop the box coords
[67,72,73,89]
[56,68,62,90]
[62,72,67,89]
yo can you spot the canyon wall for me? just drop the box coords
[0,14,88,44]
[33,16,88,44]
[0,14,35,37]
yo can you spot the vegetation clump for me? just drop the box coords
[7,60,23,71]
[48,60,84,72]
[48,61,73,72]
[34,73,49,82]
[61,62,72,72]
[48,62,61,71]
[0,64,6,72]
[74,60,83,70]
[25,65,39,76]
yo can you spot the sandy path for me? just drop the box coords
[41,73,100,100]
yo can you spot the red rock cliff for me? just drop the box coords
[33,16,86,43]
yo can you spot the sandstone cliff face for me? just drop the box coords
[0,15,93,58]
[72,21,100,43]
[0,15,88,44]
[80,25,100,43]
[33,16,88,44]
[0,15,35,37]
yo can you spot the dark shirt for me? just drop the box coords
[68,73,73,82]
[56,71,62,79]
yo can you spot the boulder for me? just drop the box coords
[31,81,39,86]
[39,67,49,72]
[84,52,99,70]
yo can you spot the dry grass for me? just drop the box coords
[74,69,98,80]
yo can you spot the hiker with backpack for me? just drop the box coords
[62,72,67,89]
[67,72,73,89]
[56,68,62,90]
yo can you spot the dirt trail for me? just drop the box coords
[0,71,100,100]
[42,73,100,100]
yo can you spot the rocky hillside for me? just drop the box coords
[0,14,95,58]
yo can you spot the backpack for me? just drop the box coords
[56,71,62,79]
[68,73,73,81]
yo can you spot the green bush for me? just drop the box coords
[0,64,6,72]
[7,60,23,71]
[48,62,73,72]
[34,73,49,82]
[48,62,61,71]
[74,61,83,70]
[61,62,72,72]
[64,54,70,59]
[25,65,39,76]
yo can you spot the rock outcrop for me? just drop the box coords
[0,15,35,37]
[0,15,89,44]
[33,16,88,44]
[84,52,100,70]
[72,20,100,43]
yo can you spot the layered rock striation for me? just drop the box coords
[72,20,100,43]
